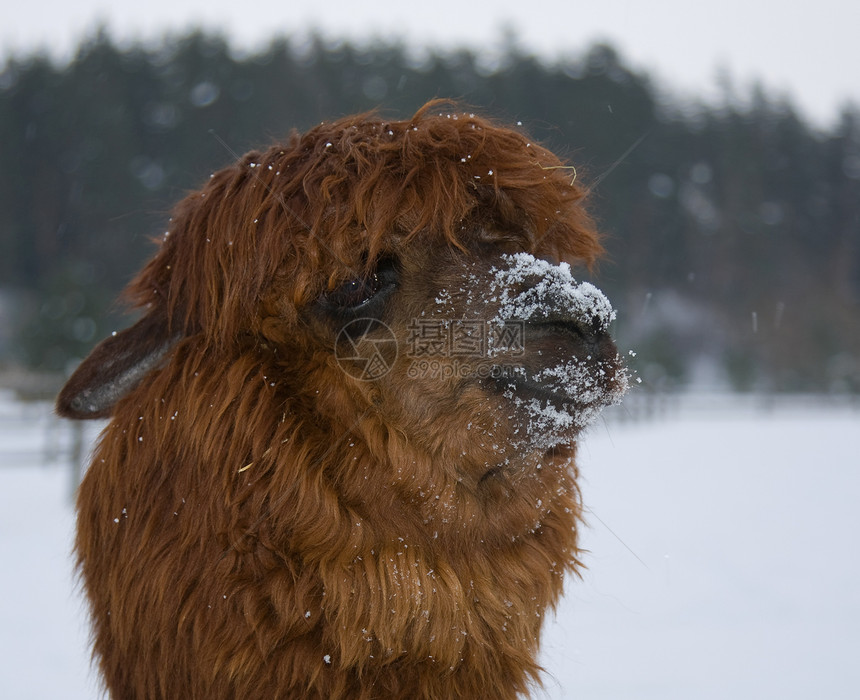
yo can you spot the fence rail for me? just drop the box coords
[0,390,106,498]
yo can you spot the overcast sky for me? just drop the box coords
[2,0,858,128]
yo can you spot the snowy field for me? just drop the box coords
[1,392,858,699]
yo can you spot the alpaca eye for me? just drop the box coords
[320,259,398,315]
[326,274,384,309]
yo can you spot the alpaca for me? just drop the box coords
[57,101,627,699]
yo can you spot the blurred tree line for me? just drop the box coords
[0,29,858,392]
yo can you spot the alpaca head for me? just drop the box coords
[59,103,625,527]
[57,102,627,698]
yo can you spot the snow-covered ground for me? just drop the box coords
[1,394,858,699]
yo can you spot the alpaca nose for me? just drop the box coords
[490,254,617,337]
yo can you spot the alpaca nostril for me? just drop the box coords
[539,318,604,352]
[582,315,608,347]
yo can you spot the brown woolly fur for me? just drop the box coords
[58,101,626,699]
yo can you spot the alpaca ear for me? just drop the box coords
[57,310,180,420]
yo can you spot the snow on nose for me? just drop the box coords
[489,253,616,332]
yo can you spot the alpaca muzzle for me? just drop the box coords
[483,252,628,445]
